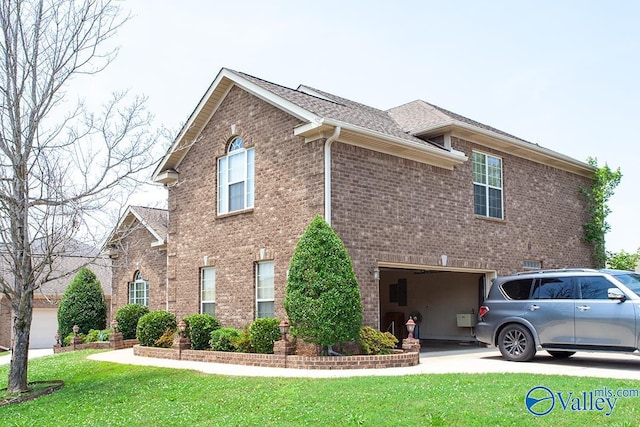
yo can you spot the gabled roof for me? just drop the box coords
[107,206,168,249]
[154,68,594,180]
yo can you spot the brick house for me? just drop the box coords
[113,68,594,343]
[107,206,168,313]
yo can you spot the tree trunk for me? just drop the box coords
[8,290,34,393]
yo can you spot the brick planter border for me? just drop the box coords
[133,345,419,370]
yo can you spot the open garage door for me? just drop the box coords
[379,267,492,343]
[30,308,58,349]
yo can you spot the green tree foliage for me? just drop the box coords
[183,314,221,350]
[581,157,622,268]
[607,249,640,271]
[136,311,177,347]
[249,318,281,354]
[284,215,363,347]
[115,304,150,340]
[57,268,107,338]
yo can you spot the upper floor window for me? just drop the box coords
[217,136,254,214]
[256,261,275,318]
[129,270,149,306]
[472,151,503,219]
[201,267,216,315]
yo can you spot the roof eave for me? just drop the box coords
[414,121,595,178]
[295,120,468,170]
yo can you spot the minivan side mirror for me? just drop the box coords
[608,288,627,302]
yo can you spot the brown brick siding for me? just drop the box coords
[167,86,324,326]
[0,297,10,348]
[111,223,167,318]
[165,86,594,333]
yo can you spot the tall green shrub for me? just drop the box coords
[57,268,107,338]
[249,318,281,354]
[183,314,221,350]
[115,304,150,339]
[284,215,363,347]
[136,311,177,347]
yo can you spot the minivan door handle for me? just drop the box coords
[577,305,591,311]
[527,304,540,311]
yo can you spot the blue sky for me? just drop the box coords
[82,0,639,253]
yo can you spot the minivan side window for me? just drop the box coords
[501,279,534,300]
[532,277,574,299]
[578,276,617,299]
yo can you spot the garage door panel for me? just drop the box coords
[30,308,58,349]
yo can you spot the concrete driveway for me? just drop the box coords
[87,347,640,380]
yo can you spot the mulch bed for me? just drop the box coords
[0,380,64,406]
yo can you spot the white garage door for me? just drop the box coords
[30,308,58,349]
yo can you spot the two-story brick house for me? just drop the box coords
[114,68,594,343]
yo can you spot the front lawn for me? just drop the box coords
[1,350,639,426]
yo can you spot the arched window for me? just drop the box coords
[128,270,149,306]
[217,136,254,214]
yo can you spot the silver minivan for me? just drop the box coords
[475,269,640,361]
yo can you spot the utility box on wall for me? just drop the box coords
[456,313,477,328]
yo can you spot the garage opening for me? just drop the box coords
[379,266,492,346]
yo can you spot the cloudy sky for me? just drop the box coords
[80,0,639,253]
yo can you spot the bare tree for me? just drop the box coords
[0,0,159,392]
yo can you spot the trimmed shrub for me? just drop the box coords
[234,326,254,353]
[359,326,398,355]
[183,314,221,350]
[83,328,113,343]
[57,268,107,339]
[115,304,150,339]
[210,327,241,352]
[249,318,281,354]
[284,215,363,347]
[155,329,176,348]
[137,311,177,347]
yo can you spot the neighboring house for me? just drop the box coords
[112,67,595,343]
[107,206,168,313]
[0,241,111,349]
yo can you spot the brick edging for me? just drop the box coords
[133,345,419,369]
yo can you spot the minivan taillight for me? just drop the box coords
[478,306,489,318]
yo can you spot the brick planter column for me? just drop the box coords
[273,339,295,356]
[109,332,124,350]
[173,320,190,359]
[402,338,421,353]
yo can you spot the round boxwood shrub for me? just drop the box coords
[183,314,221,350]
[249,318,281,354]
[136,310,177,347]
[57,267,107,339]
[115,304,150,339]
[210,327,241,352]
[359,326,398,355]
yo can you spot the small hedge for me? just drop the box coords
[183,314,221,350]
[210,328,241,352]
[359,326,398,355]
[115,304,150,339]
[250,318,281,354]
[137,311,177,347]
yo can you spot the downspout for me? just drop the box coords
[324,126,341,226]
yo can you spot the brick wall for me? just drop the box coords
[331,137,593,327]
[166,85,593,332]
[0,296,10,348]
[111,222,167,318]
[166,86,324,326]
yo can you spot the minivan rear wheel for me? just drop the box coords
[497,324,536,362]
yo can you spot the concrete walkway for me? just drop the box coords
[86,347,640,380]
[0,348,54,366]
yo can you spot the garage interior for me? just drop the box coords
[379,267,491,346]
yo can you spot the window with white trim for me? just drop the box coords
[201,267,216,315]
[472,151,503,219]
[217,136,254,214]
[256,261,275,318]
[128,270,149,306]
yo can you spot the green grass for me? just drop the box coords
[1,350,640,426]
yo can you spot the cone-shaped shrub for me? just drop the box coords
[284,215,363,346]
[57,268,107,338]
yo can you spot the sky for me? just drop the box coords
[77,0,639,253]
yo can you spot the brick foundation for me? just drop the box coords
[133,345,419,370]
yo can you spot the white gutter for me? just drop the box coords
[324,126,341,225]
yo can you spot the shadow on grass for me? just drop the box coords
[0,380,64,406]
